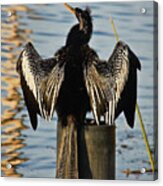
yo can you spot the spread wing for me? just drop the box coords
[17,42,65,130]
[84,41,141,127]
[106,41,141,128]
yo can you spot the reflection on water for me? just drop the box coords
[1,5,31,177]
[1,2,156,180]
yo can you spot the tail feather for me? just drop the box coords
[56,116,78,179]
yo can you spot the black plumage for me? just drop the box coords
[17,3,141,130]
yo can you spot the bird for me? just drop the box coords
[17,3,141,178]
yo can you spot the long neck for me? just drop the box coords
[66,18,92,47]
[79,15,92,40]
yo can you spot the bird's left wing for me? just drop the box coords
[17,42,65,130]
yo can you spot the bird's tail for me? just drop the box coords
[56,116,78,179]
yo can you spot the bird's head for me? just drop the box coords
[64,3,92,46]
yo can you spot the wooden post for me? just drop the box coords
[78,124,115,179]
[56,120,116,179]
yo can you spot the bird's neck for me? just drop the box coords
[66,21,92,47]
[79,17,92,38]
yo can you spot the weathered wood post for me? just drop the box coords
[78,123,115,179]
[56,120,116,179]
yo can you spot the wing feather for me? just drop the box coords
[85,41,141,127]
[84,56,114,125]
[40,63,66,120]
[17,42,64,130]
[106,41,141,127]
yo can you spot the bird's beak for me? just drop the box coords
[64,3,75,15]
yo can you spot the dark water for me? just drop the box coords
[1,2,157,180]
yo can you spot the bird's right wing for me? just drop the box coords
[106,41,141,127]
[17,42,65,130]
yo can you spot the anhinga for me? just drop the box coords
[17,3,141,178]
